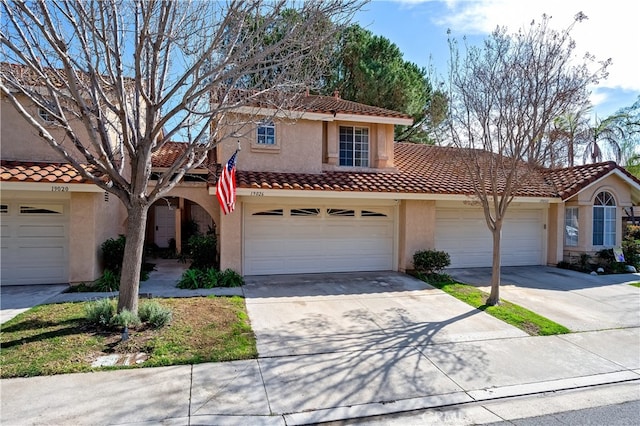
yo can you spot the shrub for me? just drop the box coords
[85,298,116,326]
[111,309,141,328]
[139,301,172,328]
[623,238,640,268]
[101,235,126,272]
[218,268,244,287]
[177,269,202,289]
[626,224,640,240]
[188,234,218,269]
[202,268,219,289]
[413,250,451,274]
[177,267,242,289]
[93,269,120,292]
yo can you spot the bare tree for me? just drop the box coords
[446,13,609,305]
[0,0,362,313]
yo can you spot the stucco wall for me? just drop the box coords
[69,191,126,283]
[219,200,243,273]
[547,203,564,265]
[216,116,396,174]
[1,94,93,162]
[398,199,436,271]
[219,118,323,173]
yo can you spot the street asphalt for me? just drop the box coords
[0,263,638,425]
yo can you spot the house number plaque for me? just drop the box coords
[51,186,70,192]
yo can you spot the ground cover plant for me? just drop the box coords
[630,282,640,288]
[0,296,256,378]
[416,273,570,336]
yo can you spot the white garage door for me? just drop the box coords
[435,208,544,268]
[244,205,394,275]
[1,201,69,285]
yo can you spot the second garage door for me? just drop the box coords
[435,208,544,268]
[244,205,394,275]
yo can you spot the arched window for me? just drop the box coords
[593,191,616,246]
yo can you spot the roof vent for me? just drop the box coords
[333,90,340,99]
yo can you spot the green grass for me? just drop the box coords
[630,282,640,288]
[0,296,256,378]
[420,274,570,336]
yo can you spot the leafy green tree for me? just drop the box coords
[326,24,446,142]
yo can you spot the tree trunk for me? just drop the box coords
[117,202,150,314]
[486,225,502,306]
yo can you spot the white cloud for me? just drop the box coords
[430,0,639,93]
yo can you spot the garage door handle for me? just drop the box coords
[156,226,158,231]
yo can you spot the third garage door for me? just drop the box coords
[435,208,544,268]
[244,205,394,275]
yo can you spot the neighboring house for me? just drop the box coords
[2,87,639,285]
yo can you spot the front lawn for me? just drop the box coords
[418,274,570,336]
[630,282,640,288]
[0,296,256,378]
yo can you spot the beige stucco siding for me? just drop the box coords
[397,200,436,271]
[219,200,243,273]
[1,94,95,162]
[547,203,564,265]
[219,118,323,174]
[216,116,396,174]
[69,190,126,283]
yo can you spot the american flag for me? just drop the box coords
[216,150,238,215]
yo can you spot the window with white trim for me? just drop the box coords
[593,192,616,246]
[0,204,8,214]
[38,108,54,124]
[339,126,369,167]
[564,207,578,246]
[257,120,276,145]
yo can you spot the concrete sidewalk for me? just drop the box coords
[1,269,639,425]
[1,328,638,425]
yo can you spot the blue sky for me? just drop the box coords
[355,0,640,120]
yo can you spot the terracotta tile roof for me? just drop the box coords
[545,161,640,200]
[236,143,560,198]
[298,94,412,121]
[151,141,213,170]
[0,161,95,184]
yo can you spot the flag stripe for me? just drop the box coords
[216,150,238,215]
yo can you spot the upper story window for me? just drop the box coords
[564,207,578,246]
[339,126,369,167]
[38,108,54,124]
[593,191,616,246]
[257,120,276,145]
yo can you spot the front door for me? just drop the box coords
[154,205,175,248]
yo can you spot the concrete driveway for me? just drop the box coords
[243,271,527,357]
[448,266,640,332]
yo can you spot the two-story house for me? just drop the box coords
[2,87,639,286]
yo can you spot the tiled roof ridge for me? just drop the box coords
[301,94,412,120]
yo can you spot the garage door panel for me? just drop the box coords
[244,205,394,275]
[17,224,66,238]
[436,208,543,268]
[0,201,69,285]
